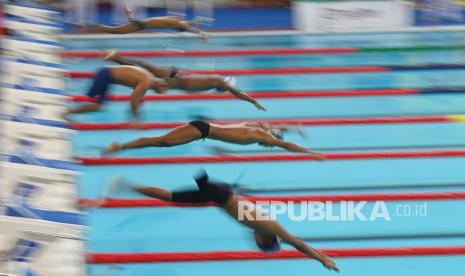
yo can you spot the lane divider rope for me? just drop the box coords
[79,150,465,165]
[79,191,465,208]
[62,45,465,58]
[69,88,419,102]
[66,66,390,78]
[87,245,465,264]
[69,87,465,102]
[66,64,465,78]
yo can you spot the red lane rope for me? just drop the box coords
[70,115,450,130]
[66,66,389,78]
[62,48,358,58]
[79,191,465,208]
[87,245,465,264]
[69,88,418,102]
[79,150,465,165]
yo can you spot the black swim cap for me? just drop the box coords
[257,235,281,252]
[270,129,284,140]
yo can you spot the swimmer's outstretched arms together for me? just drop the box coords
[91,6,207,41]
[102,120,326,160]
[66,65,168,122]
[104,51,266,111]
[105,171,339,272]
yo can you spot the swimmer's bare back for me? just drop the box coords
[109,66,156,87]
[105,51,174,79]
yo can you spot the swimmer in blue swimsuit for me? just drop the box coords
[103,121,326,160]
[102,171,339,272]
[66,65,168,121]
[105,51,266,111]
[92,6,207,41]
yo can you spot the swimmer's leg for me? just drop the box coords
[105,51,154,69]
[134,186,173,201]
[93,5,141,34]
[93,23,141,34]
[102,123,202,155]
[132,184,208,204]
[143,16,207,41]
[105,51,171,78]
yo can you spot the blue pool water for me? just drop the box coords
[67,31,465,276]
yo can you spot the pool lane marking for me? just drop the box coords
[87,245,465,264]
[79,150,465,165]
[79,191,465,208]
[66,63,465,78]
[62,45,465,58]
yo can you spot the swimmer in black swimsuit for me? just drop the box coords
[104,51,266,111]
[103,121,326,161]
[101,171,339,272]
[92,6,207,41]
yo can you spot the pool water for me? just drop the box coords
[67,31,465,276]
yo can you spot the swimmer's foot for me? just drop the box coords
[102,142,122,156]
[62,110,73,122]
[124,5,133,21]
[199,31,208,42]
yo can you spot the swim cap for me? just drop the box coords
[269,129,284,140]
[257,235,281,252]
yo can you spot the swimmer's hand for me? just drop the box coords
[254,102,267,111]
[102,142,122,155]
[312,151,327,161]
[321,256,339,272]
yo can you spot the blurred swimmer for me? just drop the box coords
[66,66,168,122]
[104,50,266,111]
[103,171,339,272]
[91,6,207,41]
[102,120,326,160]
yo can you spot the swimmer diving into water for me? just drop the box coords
[66,66,168,122]
[102,120,326,160]
[101,171,339,272]
[104,50,266,111]
[91,6,207,41]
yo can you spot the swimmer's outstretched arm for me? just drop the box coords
[259,132,326,160]
[263,222,339,271]
[223,199,338,271]
[219,81,266,111]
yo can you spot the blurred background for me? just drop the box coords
[2,0,465,276]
